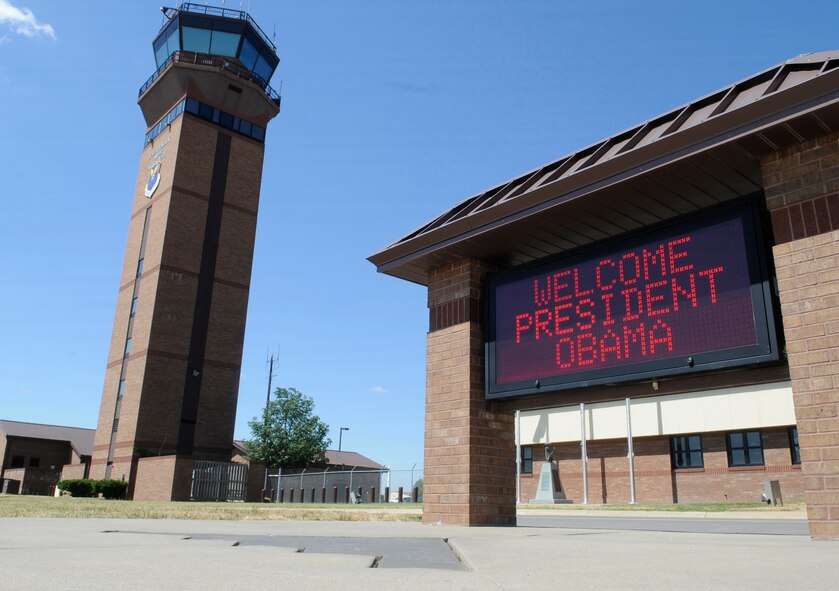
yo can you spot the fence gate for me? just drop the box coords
[191,460,248,502]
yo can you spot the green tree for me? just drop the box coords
[244,387,331,468]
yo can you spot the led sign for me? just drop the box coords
[486,201,779,399]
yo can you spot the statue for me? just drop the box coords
[529,444,571,504]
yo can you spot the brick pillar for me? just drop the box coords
[425,258,516,526]
[762,131,839,539]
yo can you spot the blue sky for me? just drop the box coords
[0,0,837,474]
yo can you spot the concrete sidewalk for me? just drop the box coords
[0,517,835,590]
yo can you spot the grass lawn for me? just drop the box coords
[1,494,804,520]
[0,494,422,521]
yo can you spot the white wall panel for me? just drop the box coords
[518,382,794,444]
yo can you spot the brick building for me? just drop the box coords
[0,419,94,495]
[370,51,839,538]
[84,4,280,499]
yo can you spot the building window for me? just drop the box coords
[29,457,40,468]
[124,338,132,357]
[790,427,800,465]
[10,455,25,468]
[198,101,214,120]
[130,297,138,317]
[219,111,234,129]
[671,434,703,469]
[136,258,144,277]
[148,96,266,146]
[117,379,126,400]
[727,430,764,466]
[521,446,533,474]
[112,418,119,433]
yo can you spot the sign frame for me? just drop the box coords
[485,197,781,400]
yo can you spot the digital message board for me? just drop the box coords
[486,201,779,399]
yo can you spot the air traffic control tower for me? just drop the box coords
[89,4,280,498]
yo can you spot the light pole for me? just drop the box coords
[338,427,349,452]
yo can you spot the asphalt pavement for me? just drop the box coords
[1,512,835,590]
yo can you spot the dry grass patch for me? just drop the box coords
[0,495,422,522]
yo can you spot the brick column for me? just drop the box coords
[762,131,839,539]
[424,259,516,526]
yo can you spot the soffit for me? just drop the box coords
[369,51,839,285]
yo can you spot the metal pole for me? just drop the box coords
[300,468,306,501]
[515,410,521,504]
[410,462,416,496]
[275,468,281,503]
[263,352,277,495]
[626,397,637,505]
[265,354,275,407]
[580,402,588,505]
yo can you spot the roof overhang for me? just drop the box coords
[369,52,839,285]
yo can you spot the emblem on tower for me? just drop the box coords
[145,161,161,198]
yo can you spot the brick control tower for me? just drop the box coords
[89,4,280,498]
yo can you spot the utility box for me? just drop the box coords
[763,480,783,506]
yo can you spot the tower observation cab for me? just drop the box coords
[153,4,279,82]
[139,3,281,140]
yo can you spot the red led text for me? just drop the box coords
[512,235,725,370]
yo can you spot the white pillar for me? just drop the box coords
[626,397,637,505]
[515,410,521,504]
[580,402,588,505]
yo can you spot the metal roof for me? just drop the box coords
[231,441,385,470]
[232,439,248,456]
[325,450,385,470]
[369,51,839,284]
[0,419,95,457]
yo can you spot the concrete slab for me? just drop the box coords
[0,517,835,590]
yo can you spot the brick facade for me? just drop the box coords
[133,456,195,502]
[244,462,265,503]
[1,467,61,496]
[763,131,839,539]
[90,61,273,499]
[519,428,802,504]
[425,259,516,525]
[60,463,88,481]
[2,437,76,476]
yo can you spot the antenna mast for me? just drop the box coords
[265,348,278,408]
[263,347,279,498]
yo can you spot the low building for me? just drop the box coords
[323,450,386,473]
[0,419,94,495]
[233,441,387,502]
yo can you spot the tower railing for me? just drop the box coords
[139,50,281,107]
[177,2,276,52]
